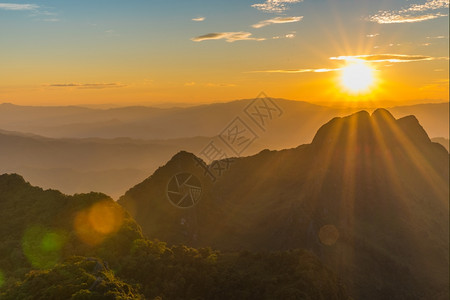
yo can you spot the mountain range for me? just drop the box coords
[0,100,448,198]
[0,100,448,142]
[119,109,449,299]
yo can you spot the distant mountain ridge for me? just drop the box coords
[0,99,447,197]
[119,109,449,299]
[1,100,448,141]
[0,130,213,198]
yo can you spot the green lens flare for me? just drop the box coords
[22,226,67,269]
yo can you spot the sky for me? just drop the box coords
[0,0,448,107]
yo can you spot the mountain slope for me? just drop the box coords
[432,137,449,152]
[0,130,213,198]
[0,174,350,299]
[119,109,449,299]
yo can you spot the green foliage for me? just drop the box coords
[0,174,350,299]
[1,257,144,299]
[118,239,349,299]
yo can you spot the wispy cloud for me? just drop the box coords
[252,0,303,13]
[191,32,265,42]
[366,33,379,38]
[370,13,447,23]
[408,0,449,11]
[47,83,126,89]
[0,3,38,10]
[250,53,448,74]
[330,54,446,63]
[427,35,447,39]
[273,32,296,39]
[0,3,60,22]
[252,16,303,28]
[192,17,205,22]
[369,0,449,24]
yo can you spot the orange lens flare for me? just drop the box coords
[74,200,124,246]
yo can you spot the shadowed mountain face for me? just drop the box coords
[119,109,449,300]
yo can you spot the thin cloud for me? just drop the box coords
[369,0,449,24]
[273,32,296,39]
[366,33,380,38]
[0,3,60,22]
[252,0,303,13]
[47,83,126,89]
[252,16,303,28]
[191,32,265,42]
[370,12,447,24]
[408,0,449,11]
[0,3,38,10]
[249,53,449,74]
[330,54,445,63]
[427,35,447,39]
[192,17,205,22]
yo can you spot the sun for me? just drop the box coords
[340,62,375,93]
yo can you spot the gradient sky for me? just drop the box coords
[0,0,448,107]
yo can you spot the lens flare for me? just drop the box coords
[74,200,124,246]
[319,225,340,246]
[22,226,67,269]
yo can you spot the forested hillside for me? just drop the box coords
[0,174,349,299]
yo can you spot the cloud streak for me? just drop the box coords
[330,54,446,63]
[252,0,303,13]
[272,32,296,39]
[369,0,449,24]
[250,53,448,74]
[47,83,126,89]
[0,3,38,10]
[191,32,265,42]
[252,16,303,28]
[192,17,205,22]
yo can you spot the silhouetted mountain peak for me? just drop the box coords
[169,150,199,162]
[119,110,449,299]
[311,108,436,153]
[0,173,29,189]
[371,108,395,121]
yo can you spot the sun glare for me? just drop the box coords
[341,62,375,93]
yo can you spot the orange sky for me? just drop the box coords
[0,0,448,107]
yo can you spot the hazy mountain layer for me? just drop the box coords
[1,100,448,142]
[0,100,448,198]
